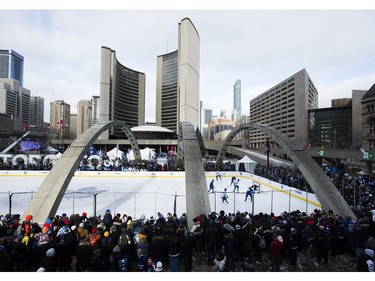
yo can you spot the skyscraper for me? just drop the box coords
[91,95,100,125]
[50,100,70,139]
[0,79,30,130]
[156,18,200,134]
[0,49,24,86]
[30,96,44,129]
[99,46,145,139]
[249,68,318,148]
[233,79,241,121]
[77,99,92,137]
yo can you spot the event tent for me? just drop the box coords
[235,155,257,173]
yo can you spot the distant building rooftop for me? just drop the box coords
[131,125,177,139]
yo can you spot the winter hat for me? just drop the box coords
[319,225,325,230]
[223,223,235,232]
[82,212,87,217]
[97,223,106,231]
[235,224,241,231]
[106,209,110,213]
[154,261,163,272]
[42,226,49,234]
[46,248,55,257]
[25,214,33,222]
[104,231,109,238]
[140,214,146,221]
[79,223,85,228]
[36,267,46,272]
[71,225,77,231]
[365,248,374,258]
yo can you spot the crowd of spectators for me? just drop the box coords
[1,206,375,272]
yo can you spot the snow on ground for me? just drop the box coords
[0,170,321,220]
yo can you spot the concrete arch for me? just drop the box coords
[22,121,141,223]
[216,123,357,220]
[178,122,211,227]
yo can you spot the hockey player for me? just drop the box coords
[244,186,254,202]
[216,171,222,181]
[252,182,260,193]
[229,176,236,186]
[233,178,240,192]
[208,179,215,193]
[222,188,229,203]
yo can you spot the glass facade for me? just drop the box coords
[160,51,178,132]
[308,106,352,149]
[0,50,24,86]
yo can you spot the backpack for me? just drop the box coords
[258,235,266,249]
[119,233,132,246]
[37,233,50,247]
[118,255,129,272]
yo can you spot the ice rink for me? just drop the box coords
[0,170,321,220]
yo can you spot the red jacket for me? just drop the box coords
[269,239,283,259]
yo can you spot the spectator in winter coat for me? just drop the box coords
[204,219,219,264]
[182,230,194,271]
[353,224,368,260]
[269,233,283,272]
[212,250,226,272]
[222,229,238,271]
[89,248,106,272]
[287,227,299,266]
[44,248,57,272]
[315,225,330,265]
[149,227,166,266]
[192,218,204,264]
[166,228,181,272]
[11,236,28,272]
[102,209,113,230]
[0,245,13,271]
[75,238,91,272]
[356,248,375,272]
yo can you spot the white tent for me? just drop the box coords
[44,146,59,154]
[106,145,124,160]
[127,147,156,161]
[235,155,257,173]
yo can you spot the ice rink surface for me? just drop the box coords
[0,170,321,220]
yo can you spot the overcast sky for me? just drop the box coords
[2,2,375,123]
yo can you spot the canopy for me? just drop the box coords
[44,146,59,154]
[127,147,156,161]
[106,145,124,160]
[235,155,257,173]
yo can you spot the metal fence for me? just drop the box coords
[0,188,319,219]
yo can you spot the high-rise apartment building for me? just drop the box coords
[91,95,100,125]
[99,46,145,139]
[50,100,70,139]
[249,68,318,148]
[0,78,30,130]
[77,99,92,137]
[30,96,44,129]
[0,49,24,86]
[156,18,200,134]
[233,79,241,121]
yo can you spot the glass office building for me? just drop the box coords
[0,50,24,86]
[308,105,352,149]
